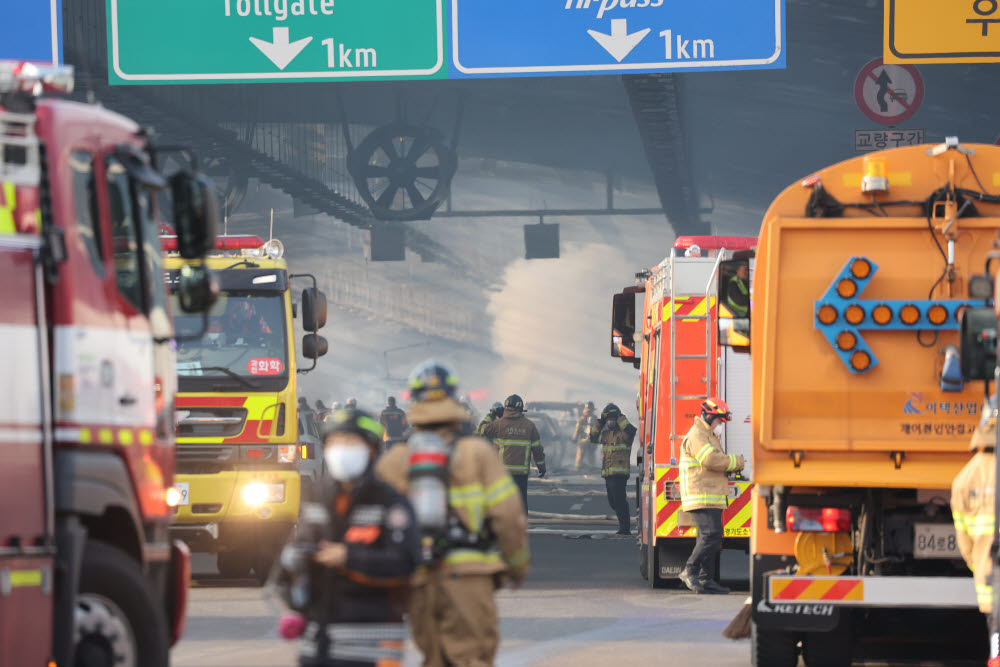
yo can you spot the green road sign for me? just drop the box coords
[107,0,445,84]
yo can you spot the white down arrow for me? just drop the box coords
[250,27,313,70]
[587,19,650,62]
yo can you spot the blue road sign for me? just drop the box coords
[1,1,62,64]
[451,0,784,78]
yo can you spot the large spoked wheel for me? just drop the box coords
[348,123,457,221]
[75,541,169,667]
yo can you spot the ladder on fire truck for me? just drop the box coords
[663,250,726,462]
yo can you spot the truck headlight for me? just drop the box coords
[241,482,285,507]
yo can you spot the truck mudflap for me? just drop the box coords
[766,574,977,609]
[167,540,190,646]
[752,554,842,632]
[654,466,752,539]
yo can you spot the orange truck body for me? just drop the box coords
[746,141,1000,663]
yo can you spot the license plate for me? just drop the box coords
[913,522,960,559]
[175,482,190,506]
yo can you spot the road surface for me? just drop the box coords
[172,474,752,667]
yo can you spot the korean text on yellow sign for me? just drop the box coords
[885,0,1000,63]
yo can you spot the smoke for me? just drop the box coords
[486,241,644,412]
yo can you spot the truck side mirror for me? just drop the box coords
[611,289,642,365]
[177,264,218,313]
[960,307,997,381]
[170,170,219,259]
[302,334,328,360]
[718,258,751,350]
[301,287,328,331]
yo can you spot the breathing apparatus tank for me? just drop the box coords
[407,432,450,560]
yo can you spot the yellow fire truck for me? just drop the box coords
[163,233,328,581]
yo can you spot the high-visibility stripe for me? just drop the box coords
[0,183,16,234]
[443,549,503,567]
[448,484,484,532]
[485,478,516,508]
[954,511,994,537]
[9,569,43,588]
[505,546,529,568]
[978,583,994,608]
[772,577,864,602]
[653,467,753,539]
[695,443,715,464]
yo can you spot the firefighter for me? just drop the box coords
[951,395,997,632]
[275,408,421,667]
[379,396,408,449]
[375,360,529,667]
[315,400,331,422]
[483,395,546,510]
[725,263,750,318]
[677,398,744,594]
[346,397,358,410]
[477,402,503,436]
[572,401,598,472]
[589,404,637,535]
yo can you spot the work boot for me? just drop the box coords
[678,569,705,594]
[701,579,730,595]
[615,528,631,535]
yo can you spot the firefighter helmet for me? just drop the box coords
[387,396,397,407]
[408,359,459,402]
[504,394,524,412]
[321,408,384,450]
[701,398,732,424]
[490,401,503,418]
[601,403,621,421]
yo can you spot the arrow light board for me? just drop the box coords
[108,0,783,84]
[814,256,977,374]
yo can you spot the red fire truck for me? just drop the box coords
[0,62,217,666]
[612,235,756,587]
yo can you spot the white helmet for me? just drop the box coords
[684,244,702,258]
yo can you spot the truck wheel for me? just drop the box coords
[751,622,798,667]
[218,550,253,579]
[803,627,852,667]
[252,545,281,586]
[75,540,169,667]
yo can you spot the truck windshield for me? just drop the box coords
[172,292,288,392]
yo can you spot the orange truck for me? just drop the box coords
[612,235,756,587]
[731,138,1000,666]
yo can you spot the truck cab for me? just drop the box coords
[0,62,217,667]
[163,235,328,582]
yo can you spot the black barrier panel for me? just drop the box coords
[524,223,559,259]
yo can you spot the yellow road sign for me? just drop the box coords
[885,0,1000,63]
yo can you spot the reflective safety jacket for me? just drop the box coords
[275,472,421,624]
[482,409,545,476]
[951,422,996,614]
[726,275,749,317]
[679,417,744,512]
[589,416,636,477]
[376,398,530,584]
[476,413,497,436]
[573,413,596,442]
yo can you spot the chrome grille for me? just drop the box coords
[176,408,247,438]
